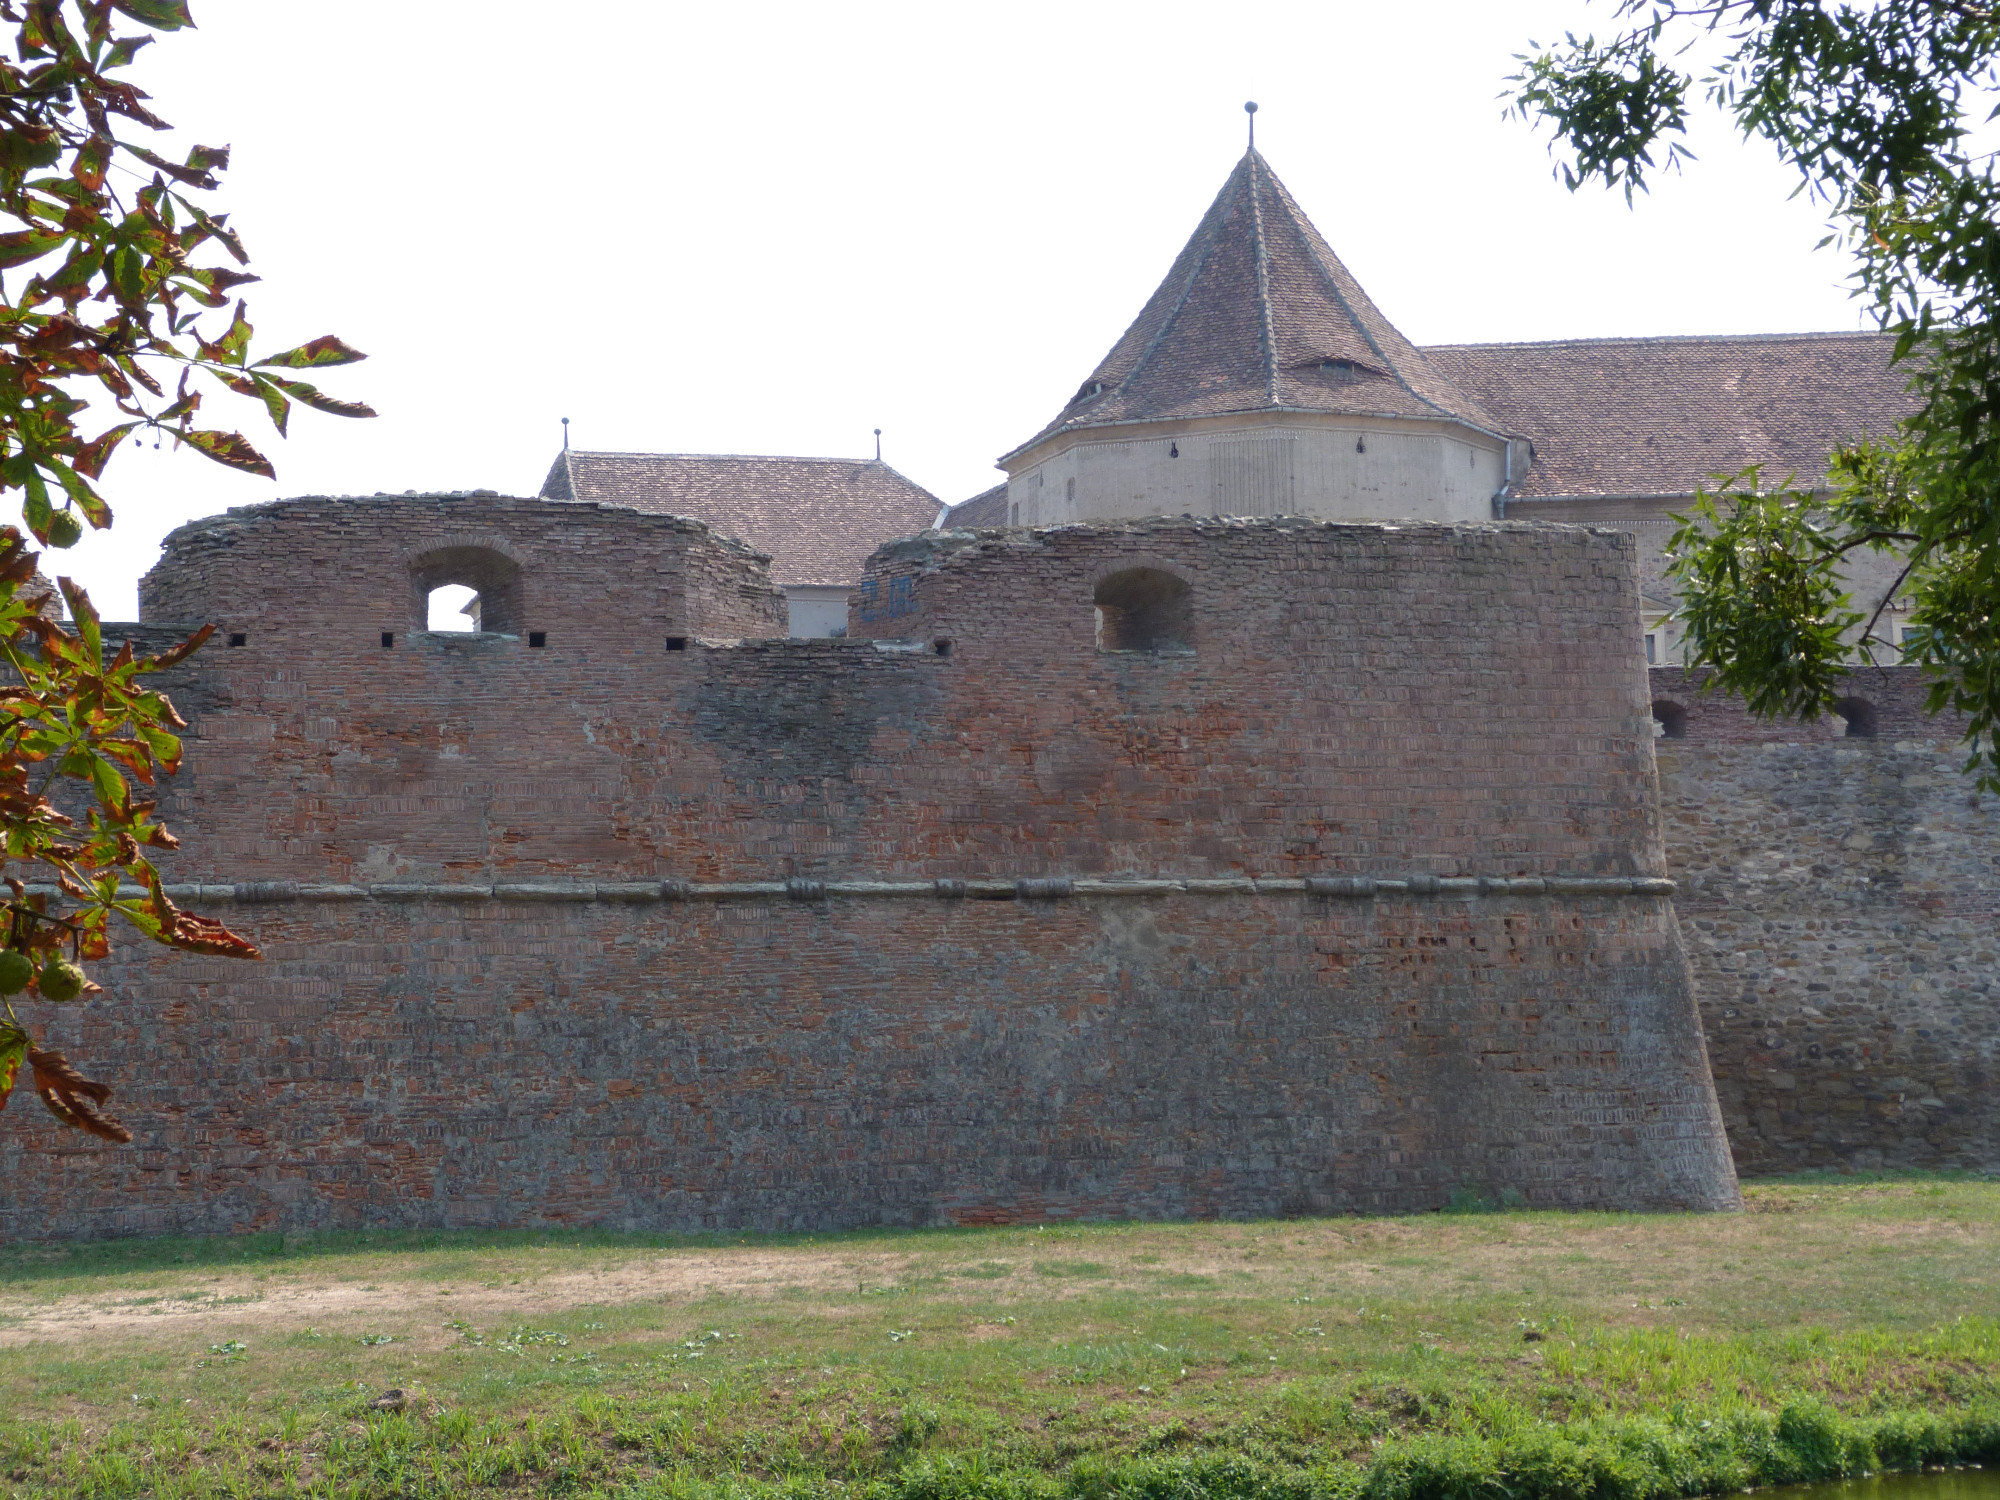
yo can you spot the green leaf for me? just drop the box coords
[22,472,53,537]
[200,300,254,366]
[181,430,275,479]
[0,1026,26,1114]
[90,753,128,813]
[254,335,367,370]
[0,230,66,270]
[104,34,155,68]
[58,578,101,662]
[125,144,218,191]
[0,132,63,172]
[48,461,113,530]
[110,0,195,30]
[111,244,145,305]
[136,723,181,772]
[250,375,289,437]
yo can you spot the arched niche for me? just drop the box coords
[408,545,524,636]
[1094,567,1192,653]
[1835,697,1878,738]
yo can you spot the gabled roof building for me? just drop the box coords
[540,450,942,636]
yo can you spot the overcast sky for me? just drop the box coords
[57,0,1875,618]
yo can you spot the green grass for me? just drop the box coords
[0,1176,1997,1500]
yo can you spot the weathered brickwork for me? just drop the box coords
[0,499,1742,1239]
[1651,669,1997,1175]
[4,893,1735,1241]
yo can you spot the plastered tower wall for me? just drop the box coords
[1005,417,1508,528]
[0,499,1741,1240]
[1648,668,1998,1173]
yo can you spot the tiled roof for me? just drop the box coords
[1423,333,1921,499]
[1005,149,1503,462]
[540,451,942,587]
[944,482,1009,529]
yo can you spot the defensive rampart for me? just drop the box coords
[1649,667,1997,1175]
[0,497,1742,1240]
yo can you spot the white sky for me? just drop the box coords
[58,0,1876,619]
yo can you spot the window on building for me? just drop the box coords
[427,583,479,632]
[1094,567,1193,653]
[1645,632,1658,665]
[1651,700,1688,740]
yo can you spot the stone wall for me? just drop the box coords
[0,503,1742,1239]
[1651,667,1998,1174]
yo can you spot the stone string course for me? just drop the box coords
[4,501,1746,1240]
[60,874,1680,903]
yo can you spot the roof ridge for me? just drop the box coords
[567,450,897,465]
[1422,331,1892,352]
[1248,153,1279,406]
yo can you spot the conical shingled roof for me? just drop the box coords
[1005,150,1504,460]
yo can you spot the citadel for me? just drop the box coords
[2,140,1991,1241]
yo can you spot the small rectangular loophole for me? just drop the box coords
[666,636,688,652]
[227,632,247,648]
[528,631,547,649]
[933,638,952,657]
[380,632,394,649]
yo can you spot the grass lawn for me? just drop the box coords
[1,1176,1997,1500]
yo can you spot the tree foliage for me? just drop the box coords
[0,0,372,1139]
[1509,1,2000,788]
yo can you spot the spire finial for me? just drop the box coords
[1245,100,1257,151]
[874,427,882,462]
[561,416,569,452]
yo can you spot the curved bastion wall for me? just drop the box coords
[0,497,1742,1240]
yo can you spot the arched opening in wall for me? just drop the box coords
[1094,567,1192,653]
[409,546,523,636]
[1835,697,1878,738]
[1651,700,1688,740]
[427,584,479,632]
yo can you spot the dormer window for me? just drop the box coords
[1074,380,1105,404]
[1318,358,1360,376]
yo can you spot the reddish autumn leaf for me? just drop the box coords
[0,2,356,1151]
[27,1048,132,1143]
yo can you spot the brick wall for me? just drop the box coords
[1650,668,1998,1174]
[0,503,1742,1238]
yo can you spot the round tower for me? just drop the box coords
[997,147,1530,526]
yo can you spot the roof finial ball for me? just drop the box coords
[1245,100,1257,151]
[874,427,882,462]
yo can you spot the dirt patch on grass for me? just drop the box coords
[3,1200,1987,1351]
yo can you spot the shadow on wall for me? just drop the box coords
[1094,567,1193,653]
